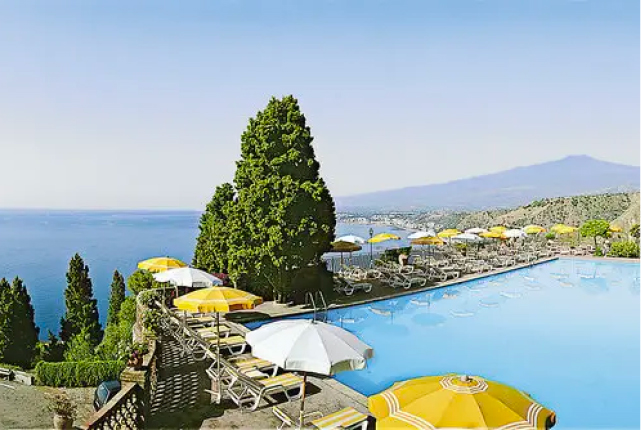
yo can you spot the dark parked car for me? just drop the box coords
[93,380,121,410]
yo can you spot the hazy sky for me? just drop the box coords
[1,1,638,210]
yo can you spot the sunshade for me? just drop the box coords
[137,257,187,273]
[173,287,262,313]
[451,233,482,242]
[410,237,444,246]
[489,226,507,233]
[368,374,556,429]
[550,224,576,233]
[437,229,461,238]
[609,225,623,233]
[246,319,373,424]
[523,225,546,234]
[480,231,506,239]
[330,241,362,253]
[407,230,437,239]
[368,233,401,243]
[503,229,527,238]
[174,286,262,403]
[153,267,223,287]
[335,235,366,244]
[464,227,488,234]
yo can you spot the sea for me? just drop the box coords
[0,210,410,338]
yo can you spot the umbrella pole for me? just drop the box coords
[216,312,221,404]
[299,372,307,427]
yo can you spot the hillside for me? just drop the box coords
[336,155,640,211]
[455,192,640,230]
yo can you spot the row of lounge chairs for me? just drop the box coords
[159,307,369,428]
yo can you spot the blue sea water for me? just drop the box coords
[247,259,641,429]
[0,210,405,338]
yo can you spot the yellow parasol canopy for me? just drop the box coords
[489,226,507,233]
[480,231,506,239]
[368,233,401,243]
[330,241,363,253]
[556,226,577,235]
[609,225,623,233]
[173,287,263,313]
[368,374,556,430]
[137,257,187,273]
[411,237,444,246]
[437,229,461,238]
[523,225,546,234]
[550,224,576,233]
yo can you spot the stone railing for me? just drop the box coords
[82,340,158,430]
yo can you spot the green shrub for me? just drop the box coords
[381,247,412,263]
[545,232,555,240]
[142,309,162,336]
[288,263,335,305]
[594,247,604,257]
[35,360,125,387]
[608,242,640,258]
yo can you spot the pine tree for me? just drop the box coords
[59,254,103,347]
[0,277,39,368]
[229,95,336,299]
[106,270,126,327]
[193,183,236,273]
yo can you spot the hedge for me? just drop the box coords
[35,360,125,387]
[608,241,640,258]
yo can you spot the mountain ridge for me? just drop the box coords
[336,155,640,211]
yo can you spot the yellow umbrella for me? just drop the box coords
[410,237,444,246]
[550,224,575,233]
[609,225,623,233]
[369,374,556,429]
[523,225,546,234]
[479,231,506,239]
[368,233,401,243]
[330,241,363,265]
[556,226,577,235]
[437,229,461,238]
[489,226,507,233]
[174,286,263,402]
[138,257,187,273]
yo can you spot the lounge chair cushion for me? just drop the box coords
[311,407,368,430]
[258,373,303,389]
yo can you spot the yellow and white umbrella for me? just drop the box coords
[523,225,546,234]
[479,231,506,239]
[437,229,461,238]
[137,257,187,273]
[369,374,556,429]
[489,226,507,233]
[174,287,262,402]
[368,233,401,243]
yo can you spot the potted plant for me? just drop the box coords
[127,342,149,369]
[47,391,76,429]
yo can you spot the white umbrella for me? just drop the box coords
[407,230,437,239]
[503,229,527,238]
[335,234,366,244]
[153,267,223,287]
[465,227,488,234]
[246,319,373,424]
[452,233,482,242]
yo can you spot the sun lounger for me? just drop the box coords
[195,325,231,338]
[226,366,304,411]
[206,335,247,355]
[334,276,373,296]
[228,355,279,377]
[272,406,368,430]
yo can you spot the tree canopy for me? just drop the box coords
[194,96,336,301]
[0,277,39,368]
[59,254,102,347]
[106,270,126,327]
[580,219,610,249]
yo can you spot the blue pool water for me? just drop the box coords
[247,259,640,429]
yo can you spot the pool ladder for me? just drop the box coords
[305,291,328,322]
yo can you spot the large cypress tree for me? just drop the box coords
[0,277,39,368]
[229,95,336,299]
[193,183,236,273]
[59,254,103,347]
[106,270,126,327]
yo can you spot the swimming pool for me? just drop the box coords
[246,259,640,429]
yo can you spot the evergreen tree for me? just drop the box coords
[229,95,336,299]
[106,270,126,327]
[193,183,235,273]
[0,277,39,368]
[59,254,103,347]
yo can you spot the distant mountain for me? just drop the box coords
[335,155,640,211]
[455,192,640,231]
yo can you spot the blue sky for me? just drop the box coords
[0,1,638,209]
